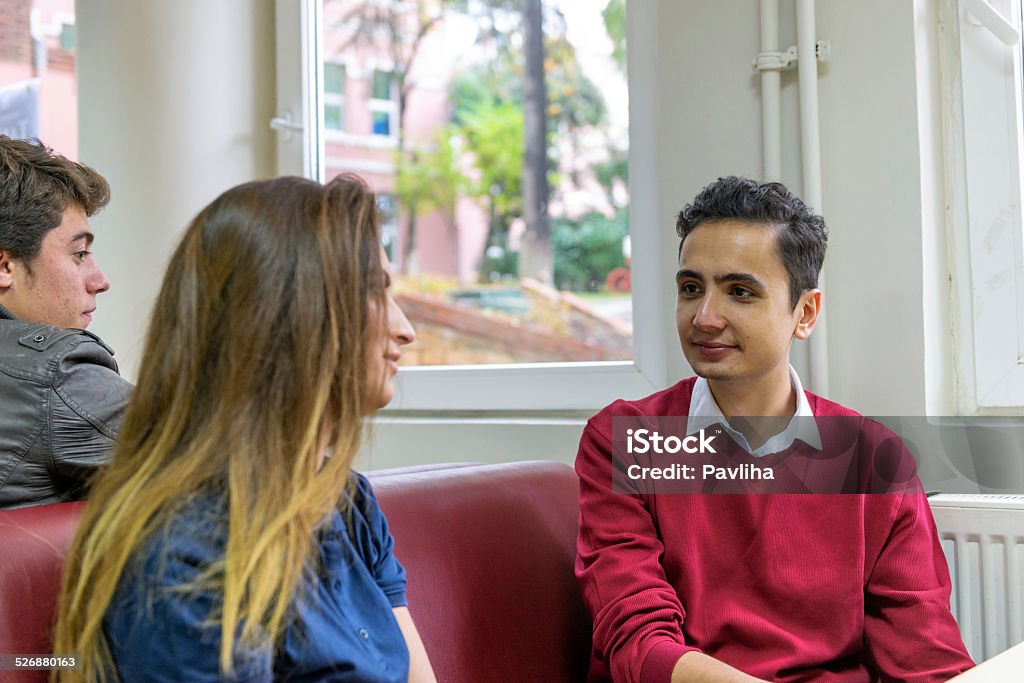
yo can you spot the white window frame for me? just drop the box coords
[942,0,1024,411]
[275,0,324,181]
[276,0,672,412]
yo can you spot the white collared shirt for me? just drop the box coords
[685,366,823,457]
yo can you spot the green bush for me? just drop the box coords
[552,208,628,291]
[479,247,519,282]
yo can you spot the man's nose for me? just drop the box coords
[692,294,725,330]
[88,263,110,295]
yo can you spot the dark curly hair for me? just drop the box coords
[0,136,110,272]
[676,176,827,309]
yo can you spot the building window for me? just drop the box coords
[324,61,346,131]
[59,23,75,53]
[369,69,396,138]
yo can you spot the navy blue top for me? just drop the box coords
[104,474,410,682]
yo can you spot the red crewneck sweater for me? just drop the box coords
[575,378,974,683]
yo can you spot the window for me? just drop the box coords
[324,62,346,131]
[944,0,1024,410]
[277,0,668,410]
[59,23,75,53]
[368,69,396,137]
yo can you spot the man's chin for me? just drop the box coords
[687,360,734,382]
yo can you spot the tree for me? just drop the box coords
[457,100,523,278]
[343,0,616,284]
[449,11,611,283]
[395,128,469,279]
[602,0,626,73]
[330,0,456,274]
[519,0,551,284]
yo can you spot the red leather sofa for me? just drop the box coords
[0,461,590,682]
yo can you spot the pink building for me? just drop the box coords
[321,0,488,283]
[0,0,78,159]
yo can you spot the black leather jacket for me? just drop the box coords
[0,304,133,509]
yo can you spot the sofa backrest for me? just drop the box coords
[0,461,590,682]
[0,501,83,683]
[370,461,591,683]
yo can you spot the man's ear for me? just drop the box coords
[793,289,822,340]
[0,250,16,291]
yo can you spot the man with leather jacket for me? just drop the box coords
[0,136,132,509]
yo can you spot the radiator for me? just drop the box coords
[930,494,1024,662]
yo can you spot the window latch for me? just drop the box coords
[270,111,305,142]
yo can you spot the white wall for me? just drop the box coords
[654,0,949,417]
[72,0,955,470]
[817,0,935,415]
[77,0,277,380]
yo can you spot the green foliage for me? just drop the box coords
[394,127,468,220]
[479,247,519,282]
[553,208,629,291]
[450,39,607,133]
[448,40,609,228]
[459,100,524,216]
[593,147,629,208]
[449,64,520,119]
[603,0,627,72]
[544,36,607,129]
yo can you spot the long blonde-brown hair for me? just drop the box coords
[53,175,388,681]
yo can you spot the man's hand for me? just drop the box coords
[671,652,770,683]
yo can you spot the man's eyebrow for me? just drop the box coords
[69,231,94,247]
[676,269,765,290]
[716,272,765,289]
[676,269,703,283]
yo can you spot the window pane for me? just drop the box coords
[0,0,78,158]
[371,110,391,136]
[325,62,345,95]
[320,0,632,366]
[371,69,392,100]
[60,24,76,53]
[325,103,344,130]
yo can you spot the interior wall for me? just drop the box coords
[657,0,945,417]
[816,0,933,415]
[77,0,277,381]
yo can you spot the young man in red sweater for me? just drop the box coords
[575,177,974,683]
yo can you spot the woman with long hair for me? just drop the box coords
[52,175,434,682]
